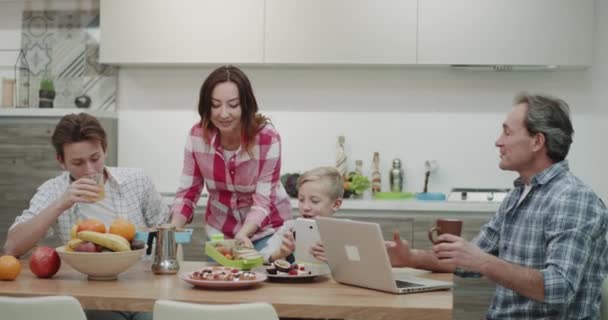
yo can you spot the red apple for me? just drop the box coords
[29,246,61,278]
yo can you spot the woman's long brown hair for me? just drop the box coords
[198,65,269,154]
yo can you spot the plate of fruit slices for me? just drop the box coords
[259,260,331,283]
[179,267,267,290]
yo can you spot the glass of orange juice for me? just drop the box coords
[87,172,105,201]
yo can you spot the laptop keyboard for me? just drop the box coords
[395,280,424,288]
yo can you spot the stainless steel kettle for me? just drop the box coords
[150,225,180,274]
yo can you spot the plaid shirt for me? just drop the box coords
[458,161,608,319]
[171,123,292,241]
[11,167,170,243]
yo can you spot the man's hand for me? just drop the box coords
[385,230,415,267]
[432,234,492,272]
[310,241,326,262]
[57,177,100,211]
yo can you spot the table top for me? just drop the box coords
[0,260,453,320]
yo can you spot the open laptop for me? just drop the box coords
[317,217,453,294]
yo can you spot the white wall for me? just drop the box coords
[590,0,608,200]
[118,67,596,195]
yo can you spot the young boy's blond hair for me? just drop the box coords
[297,166,344,200]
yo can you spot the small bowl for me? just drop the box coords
[56,246,146,280]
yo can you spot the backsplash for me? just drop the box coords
[17,10,117,110]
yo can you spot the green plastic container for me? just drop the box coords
[205,238,264,270]
[373,191,415,200]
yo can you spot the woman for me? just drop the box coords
[171,65,292,249]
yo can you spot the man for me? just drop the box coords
[387,93,608,319]
[3,113,168,320]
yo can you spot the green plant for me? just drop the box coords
[40,78,54,91]
[344,172,371,196]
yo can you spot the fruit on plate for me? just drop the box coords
[76,219,106,234]
[66,238,85,251]
[29,246,61,278]
[273,259,291,272]
[108,218,136,242]
[77,231,131,252]
[0,255,21,281]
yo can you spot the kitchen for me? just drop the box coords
[0,0,607,319]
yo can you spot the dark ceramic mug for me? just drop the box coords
[428,218,463,244]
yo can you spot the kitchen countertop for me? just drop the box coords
[161,193,499,213]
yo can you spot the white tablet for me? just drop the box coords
[294,218,323,264]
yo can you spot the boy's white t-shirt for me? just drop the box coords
[259,220,296,263]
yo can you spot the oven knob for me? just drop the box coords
[461,191,467,200]
[487,192,494,201]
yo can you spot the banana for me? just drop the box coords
[77,231,131,252]
[67,238,85,250]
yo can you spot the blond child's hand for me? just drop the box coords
[310,241,327,262]
[270,231,295,262]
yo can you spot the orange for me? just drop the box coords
[109,219,136,242]
[0,255,21,281]
[77,219,106,234]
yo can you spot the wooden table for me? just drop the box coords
[0,260,453,320]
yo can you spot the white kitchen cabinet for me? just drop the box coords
[418,0,594,66]
[99,0,264,64]
[264,0,417,64]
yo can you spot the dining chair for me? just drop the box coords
[153,300,279,320]
[0,295,87,320]
[602,276,608,320]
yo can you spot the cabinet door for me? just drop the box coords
[100,0,264,64]
[265,0,417,64]
[418,0,594,66]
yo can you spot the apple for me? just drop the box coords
[29,246,61,278]
[74,242,99,253]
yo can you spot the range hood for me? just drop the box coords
[451,65,559,72]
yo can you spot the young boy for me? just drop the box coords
[260,166,343,263]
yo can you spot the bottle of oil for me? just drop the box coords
[389,158,404,192]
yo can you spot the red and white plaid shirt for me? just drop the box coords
[171,122,292,241]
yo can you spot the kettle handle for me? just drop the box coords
[146,231,157,255]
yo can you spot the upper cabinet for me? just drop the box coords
[417,0,594,66]
[99,0,264,64]
[264,0,417,64]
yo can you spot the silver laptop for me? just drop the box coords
[317,217,453,294]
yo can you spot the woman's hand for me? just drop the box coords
[234,231,254,248]
[310,241,327,262]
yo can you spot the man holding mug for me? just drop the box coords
[386,93,608,319]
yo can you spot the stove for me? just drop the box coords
[447,188,510,203]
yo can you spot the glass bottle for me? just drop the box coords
[389,158,404,192]
[371,152,381,193]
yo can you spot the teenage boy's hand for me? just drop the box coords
[310,241,327,262]
[57,177,100,211]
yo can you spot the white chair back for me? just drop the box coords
[0,295,87,320]
[602,277,608,320]
[153,300,279,320]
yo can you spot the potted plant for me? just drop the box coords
[343,172,371,199]
[39,78,55,108]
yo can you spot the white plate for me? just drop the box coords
[258,265,330,283]
[179,271,267,289]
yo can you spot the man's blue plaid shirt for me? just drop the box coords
[457,161,608,319]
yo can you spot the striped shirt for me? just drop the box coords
[458,161,608,319]
[171,123,292,241]
[11,167,170,243]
